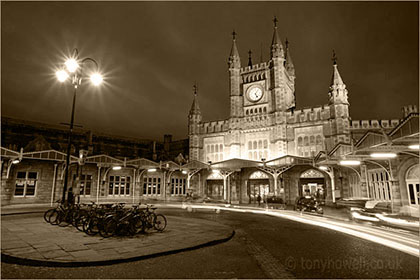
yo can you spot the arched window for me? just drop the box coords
[263,140,268,149]
[219,144,223,152]
[211,145,214,153]
[263,150,268,159]
[246,110,249,115]
[406,164,420,206]
[298,137,303,147]
[215,145,218,153]
[263,107,267,113]
[300,169,325,178]
[253,151,257,159]
[304,136,309,146]
[316,135,322,145]
[259,108,262,113]
[258,140,262,149]
[250,109,253,114]
[248,141,252,150]
[310,136,315,145]
[248,152,252,159]
[215,154,219,162]
[253,141,257,149]
[249,171,269,179]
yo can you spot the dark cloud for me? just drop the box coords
[2,1,418,140]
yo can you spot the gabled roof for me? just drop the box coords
[354,131,387,148]
[389,113,419,138]
[211,158,262,170]
[1,147,20,158]
[266,155,313,166]
[85,155,124,165]
[181,160,209,170]
[23,149,71,161]
[125,158,159,168]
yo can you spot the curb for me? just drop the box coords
[1,230,235,267]
[1,211,46,216]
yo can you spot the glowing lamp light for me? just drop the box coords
[56,70,69,82]
[148,168,157,172]
[339,160,361,166]
[112,166,122,170]
[409,144,419,150]
[182,170,188,174]
[90,73,103,86]
[370,153,397,159]
[65,59,79,73]
[12,159,20,164]
[319,166,329,171]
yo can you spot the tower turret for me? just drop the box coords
[284,39,295,77]
[328,51,348,106]
[228,31,242,119]
[327,51,351,149]
[188,84,202,160]
[270,17,285,59]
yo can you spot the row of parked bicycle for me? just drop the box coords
[43,201,167,238]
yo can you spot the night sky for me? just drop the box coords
[2,1,418,141]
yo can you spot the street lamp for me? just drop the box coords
[56,48,103,203]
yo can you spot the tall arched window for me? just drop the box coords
[258,140,262,149]
[304,136,309,146]
[253,141,257,149]
[298,137,303,147]
[248,141,252,150]
[316,135,322,145]
[310,136,315,145]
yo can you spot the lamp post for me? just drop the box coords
[56,48,103,203]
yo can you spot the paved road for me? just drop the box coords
[2,208,419,279]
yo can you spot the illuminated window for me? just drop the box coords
[171,177,186,195]
[15,171,37,197]
[73,174,93,196]
[109,175,131,196]
[143,175,161,196]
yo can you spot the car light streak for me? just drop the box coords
[175,203,419,257]
[376,214,420,227]
[351,212,380,222]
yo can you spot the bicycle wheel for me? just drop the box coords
[129,216,145,235]
[99,217,117,238]
[43,209,55,223]
[49,209,60,225]
[153,214,167,232]
[58,210,72,227]
[84,217,99,236]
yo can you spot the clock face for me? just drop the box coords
[248,87,263,102]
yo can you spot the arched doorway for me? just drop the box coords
[206,171,223,200]
[299,169,326,202]
[248,171,270,204]
[406,164,419,217]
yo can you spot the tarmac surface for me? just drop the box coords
[1,211,234,266]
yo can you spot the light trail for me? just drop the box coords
[161,203,419,257]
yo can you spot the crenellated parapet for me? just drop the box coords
[286,105,331,124]
[199,119,229,134]
[350,119,400,130]
[240,62,269,84]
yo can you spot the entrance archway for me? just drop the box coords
[248,171,270,204]
[206,171,223,200]
[299,169,326,202]
[406,164,419,217]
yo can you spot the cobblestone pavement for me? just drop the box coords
[1,214,233,264]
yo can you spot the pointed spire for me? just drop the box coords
[189,83,201,115]
[284,38,295,75]
[248,50,253,67]
[270,16,284,58]
[229,30,241,68]
[331,50,344,86]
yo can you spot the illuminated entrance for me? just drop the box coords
[248,171,270,203]
[299,169,326,202]
[206,171,223,200]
